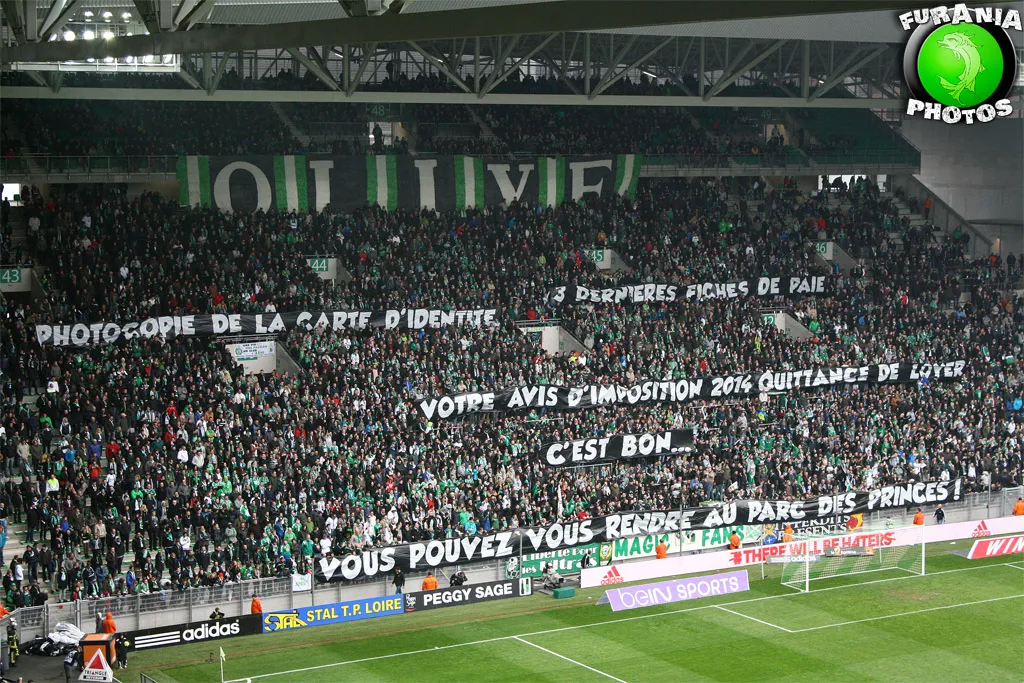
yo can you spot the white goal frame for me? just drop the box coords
[771,526,926,593]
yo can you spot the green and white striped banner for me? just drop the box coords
[366,155,398,211]
[537,157,566,208]
[454,156,485,208]
[273,156,309,211]
[176,154,639,213]
[615,154,643,199]
[176,156,211,208]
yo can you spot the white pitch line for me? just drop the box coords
[227,562,1018,682]
[513,636,629,683]
[1003,562,1024,571]
[516,561,1015,641]
[789,594,1024,633]
[225,635,512,682]
[716,605,794,633]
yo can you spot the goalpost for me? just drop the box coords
[774,525,926,593]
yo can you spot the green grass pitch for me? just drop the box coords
[129,539,1024,683]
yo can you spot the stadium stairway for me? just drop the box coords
[3,118,44,176]
[270,103,312,148]
[4,521,31,561]
[880,190,941,251]
[721,193,814,340]
[463,105,500,142]
[5,205,29,249]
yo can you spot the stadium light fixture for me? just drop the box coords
[63,30,75,41]
[161,54,173,64]
[103,56,114,63]
[86,57,95,62]
[83,10,94,18]
[103,31,115,40]
[121,12,132,20]
[83,30,96,40]
[102,11,112,19]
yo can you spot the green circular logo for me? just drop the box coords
[917,24,1005,109]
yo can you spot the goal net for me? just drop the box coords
[775,526,925,593]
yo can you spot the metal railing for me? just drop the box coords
[0,150,926,180]
[308,121,369,138]
[1,155,178,176]
[805,148,920,166]
[7,561,506,643]
[418,122,480,139]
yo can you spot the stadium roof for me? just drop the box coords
[0,0,987,43]
[2,0,1021,105]
[2,0,956,62]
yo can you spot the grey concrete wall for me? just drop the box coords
[900,118,1024,225]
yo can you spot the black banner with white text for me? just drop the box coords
[36,308,498,347]
[403,578,533,613]
[542,429,694,467]
[546,275,832,305]
[126,615,263,651]
[314,479,962,582]
[418,360,966,421]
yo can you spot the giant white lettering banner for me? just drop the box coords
[315,479,963,582]
[418,360,966,420]
[547,275,832,305]
[36,308,498,347]
[541,429,694,467]
[581,514,1024,587]
[177,154,643,212]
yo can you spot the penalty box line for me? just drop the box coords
[788,594,1024,633]
[225,562,1017,682]
[715,605,794,633]
[512,636,629,683]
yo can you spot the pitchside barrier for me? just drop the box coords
[126,615,263,651]
[580,515,1024,588]
[11,488,1015,645]
[967,534,1024,560]
[117,578,534,654]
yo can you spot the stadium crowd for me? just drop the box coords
[0,173,1021,607]
[4,100,302,158]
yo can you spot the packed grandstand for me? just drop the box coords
[0,120,1021,602]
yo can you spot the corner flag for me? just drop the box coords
[220,647,226,662]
